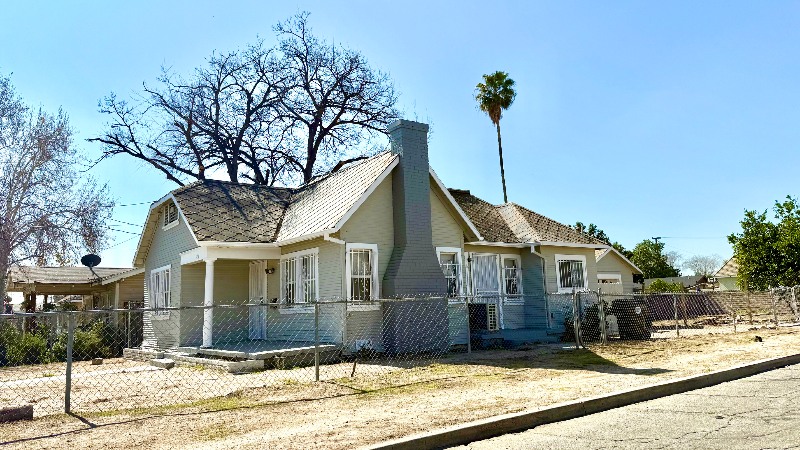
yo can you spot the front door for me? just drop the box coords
[248,260,268,340]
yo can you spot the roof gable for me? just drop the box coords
[449,190,604,247]
[714,257,738,278]
[277,152,398,241]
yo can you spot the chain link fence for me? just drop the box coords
[554,289,800,347]
[2,290,798,418]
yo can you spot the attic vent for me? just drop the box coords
[164,203,178,227]
[448,188,471,195]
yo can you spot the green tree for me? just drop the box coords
[573,221,611,244]
[475,71,516,204]
[630,240,681,279]
[728,196,800,290]
[647,278,684,292]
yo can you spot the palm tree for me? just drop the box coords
[476,71,516,204]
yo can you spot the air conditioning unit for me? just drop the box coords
[487,304,499,331]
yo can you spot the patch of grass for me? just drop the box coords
[555,350,616,367]
[41,373,55,378]
[197,424,237,441]
[86,391,256,419]
[282,378,299,385]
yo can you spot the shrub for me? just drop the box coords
[0,322,50,366]
[647,279,684,293]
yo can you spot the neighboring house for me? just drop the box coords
[6,266,144,310]
[132,119,615,351]
[594,248,643,294]
[714,257,739,291]
[644,275,709,291]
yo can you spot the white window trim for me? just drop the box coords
[501,254,523,298]
[280,247,319,305]
[149,264,171,320]
[597,273,622,283]
[346,243,379,300]
[163,203,179,230]
[436,246,463,297]
[555,254,589,294]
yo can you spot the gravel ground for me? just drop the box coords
[0,326,798,450]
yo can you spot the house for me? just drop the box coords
[132,119,618,353]
[644,275,709,291]
[6,266,144,311]
[713,257,739,291]
[594,248,643,294]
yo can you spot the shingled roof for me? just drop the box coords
[714,257,738,278]
[8,266,134,285]
[168,151,398,243]
[173,181,290,243]
[449,189,605,246]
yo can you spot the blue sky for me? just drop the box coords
[2,1,798,270]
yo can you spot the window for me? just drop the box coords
[436,247,463,297]
[555,254,587,293]
[163,202,178,228]
[346,244,379,300]
[598,273,622,284]
[149,265,171,317]
[502,256,522,296]
[280,249,318,304]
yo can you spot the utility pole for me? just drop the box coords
[652,237,662,245]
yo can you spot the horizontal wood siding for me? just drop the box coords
[345,308,384,351]
[430,185,463,250]
[264,304,344,344]
[503,304,525,329]
[539,246,599,294]
[339,173,393,290]
[143,205,197,349]
[596,253,636,294]
[448,303,469,345]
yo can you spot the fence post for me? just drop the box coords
[126,309,131,349]
[598,288,607,345]
[771,290,780,327]
[792,287,799,323]
[673,294,679,337]
[572,288,581,349]
[314,302,320,382]
[65,312,75,414]
[745,283,753,325]
[466,296,471,355]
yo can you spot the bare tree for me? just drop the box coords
[269,12,401,183]
[90,41,289,186]
[683,254,723,277]
[665,250,683,269]
[92,12,401,187]
[0,74,113,303]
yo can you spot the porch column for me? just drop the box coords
[202,258,216,348]
[113,282,121,326]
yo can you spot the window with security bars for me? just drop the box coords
[439,253,461,297]
[349,249,373,300]
[557,258,585,292]
[503,258,521,295]
[281,258,296,303]
[149,266,170,316]
[281,253,317,304]
[163,202,178,227]
[300,254,316,302]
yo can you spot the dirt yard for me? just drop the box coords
[1,326,799,450]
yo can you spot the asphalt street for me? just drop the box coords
[452,363,800,450]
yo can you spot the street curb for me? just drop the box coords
[363,353,800,450]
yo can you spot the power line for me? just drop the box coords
[659,236,728,240]
[105,227,140,235]
[105,236,138,249]
[109,218,143,227]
